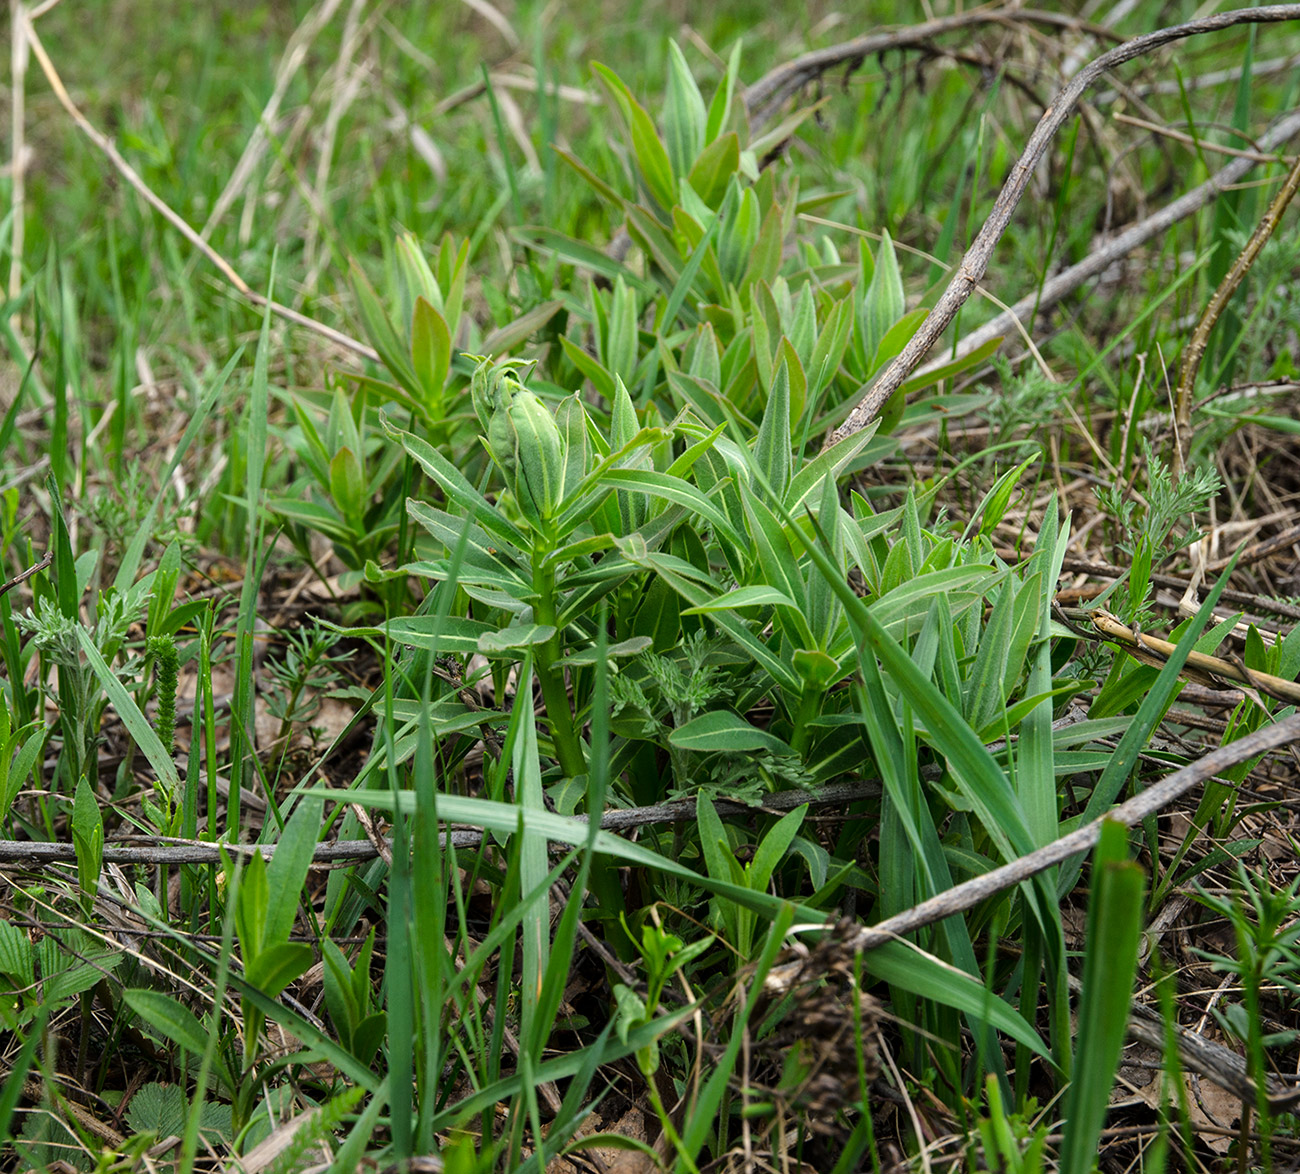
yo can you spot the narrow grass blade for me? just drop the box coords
[1058,819,1145,1174]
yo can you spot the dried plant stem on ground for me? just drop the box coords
[1172,149,1300,477]
[825,710,1300,954]
[826,4,1300,448]
[17,8,379,363]
[1086,607,1300,704]
[921,108,1300,380]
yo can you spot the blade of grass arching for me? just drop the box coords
[1062,555,1239,894]
[1057,820,1145,1174]
[1016,502,1072,1081]
[114,349,239,591]
[863,939,1047,1058]
[315,788,823,924]
[76,629,181,795]
[228,274,276,843]
[510,656,552,1062]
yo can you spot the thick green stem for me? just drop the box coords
[531,554,586,779]
[789,687,821,756]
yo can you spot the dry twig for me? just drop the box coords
[19,11,378,363]
[826,4,1300,448]
[1172,148,1300,477]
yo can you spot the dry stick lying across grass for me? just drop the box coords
[18,11,380,364]
[825,4,1300,449]
[1172,148,1300,477]
[199,0,349,241]
[930,105,1300,380]
[0,777,887,867]
[742,6,1125,130]
[835,709,1300,956]
[1087,608,1300,704]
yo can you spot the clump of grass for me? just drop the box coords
[4,5,1300,1171]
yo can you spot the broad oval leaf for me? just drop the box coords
[669,710,792,754]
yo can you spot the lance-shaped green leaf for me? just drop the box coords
[670,710,793,754]
[389,417,528,551]
[405,502,528,582]
[410,296,451,408]
[859,229,906,368]
[592,62,675,211]
[72,777,103,902]
[599,469,745,548]
[705,41,741,143]
[350,260,419,400]
[663,41,707,179]
[753,355,792,501]
[741,482,814,647]
[478,624,557,656]
[686,132,739,207]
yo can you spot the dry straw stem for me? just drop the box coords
[1089,607,1300,704]
[18,9,380,364]
[199,0,349,241]
[1172,148,1300,477]
[825,4,1300,450]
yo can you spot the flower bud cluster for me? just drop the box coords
[471,358,567,531]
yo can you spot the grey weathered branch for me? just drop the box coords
[0,776,883,868]
[913,106,1300,381]
[840,710,1300,954]
[744,7,1122,130]
[826,4,1300,449]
